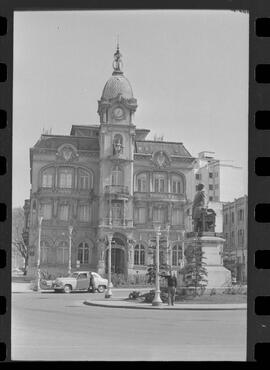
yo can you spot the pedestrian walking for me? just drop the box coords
[166,271,177,306]
[89,273,96,293]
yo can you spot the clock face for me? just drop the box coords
[113,107,124,119]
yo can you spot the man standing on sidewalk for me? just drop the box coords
[167,271,177,306]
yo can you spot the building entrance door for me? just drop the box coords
[105,247,125,274]
[112,248,125,274]
[105,236,126,275]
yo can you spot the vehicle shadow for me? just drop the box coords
[41,290,100,295]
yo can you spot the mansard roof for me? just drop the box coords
[33,134,99,151]
[135,140,192,157]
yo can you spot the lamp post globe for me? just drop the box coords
[68,225,73,276]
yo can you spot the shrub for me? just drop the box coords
[111,273,126,287]
[128,290,142,300]
[142,287,168,303]
[222,285,247,295]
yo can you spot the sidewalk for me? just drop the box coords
[83,298,247,311]
[12,282,33,293]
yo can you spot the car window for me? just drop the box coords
[71,273,79,278]
[78,273,88,279]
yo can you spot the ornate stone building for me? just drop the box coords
[222,195,248,283]
[25,46,196,279]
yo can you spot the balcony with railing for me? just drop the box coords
[37,186,94,198]
[100,218,133,228]
[104,185,129,198]
[133,191,185,202]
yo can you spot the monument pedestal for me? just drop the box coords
[186,233,231,290]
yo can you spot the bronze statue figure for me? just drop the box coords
[192,183,206,233]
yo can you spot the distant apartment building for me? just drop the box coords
[192,151,245,203]
[185,151,246,233]
[222,195,248,282]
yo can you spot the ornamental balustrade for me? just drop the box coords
[104,185,129,196]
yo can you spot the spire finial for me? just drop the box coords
[112,36,123,75]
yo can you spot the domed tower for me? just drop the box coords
[98,45,137,278]
[98,45,137,125]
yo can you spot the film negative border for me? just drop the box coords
[0,0,11,363]
[247,3,270,362]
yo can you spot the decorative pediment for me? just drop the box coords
[56,144,79,162]
[152,151,171,168]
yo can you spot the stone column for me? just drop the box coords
[167,173,171,193]
[181,230,185,267]
[123,199,126,226]
[168,203,172,224]
[128,240,134,269]
[149,204,153,223]
[97,238,106,275]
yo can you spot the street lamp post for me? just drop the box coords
[105,232,114,298]
[68,225,73,276]
[166,223,171,269]
[152,224,162,306]
[37,216,43,292]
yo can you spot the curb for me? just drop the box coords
[83,300,247,311]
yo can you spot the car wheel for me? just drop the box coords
[98,285,106,293]
[64,285,72,294]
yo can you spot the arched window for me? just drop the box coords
[58,167,74,189]
[153,173,166,193]
[78,242,90,264]
[41,167,55,188]
[78,169,92,190]
[171,174,184,194]
[40,240,50,264]
[111,165,123,186]
[113,134,123,155]
[134,244,145,266]
[57,241,68,264]
[137,173,147,192]
[172,244,183,266]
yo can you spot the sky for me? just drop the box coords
[13,10,249,208]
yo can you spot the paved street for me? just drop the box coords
[12,290,247,361]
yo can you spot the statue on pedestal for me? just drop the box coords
[192,183,206,233]
[192,183,216,234]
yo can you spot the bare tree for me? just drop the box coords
[12,207,29,274]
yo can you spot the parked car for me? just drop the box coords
[52,271,109,293]
[12,268,24,276]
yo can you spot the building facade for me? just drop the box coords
[189,151,245,204]
[185,151,246,233]
[222,195,248,282]
[24,47,196,280]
